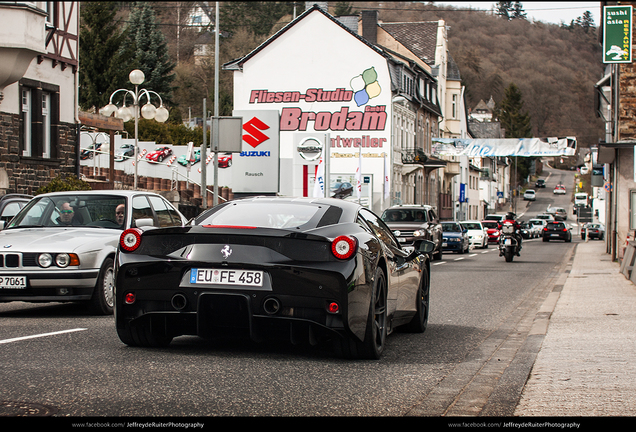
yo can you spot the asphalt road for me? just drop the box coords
[0,167,580,419]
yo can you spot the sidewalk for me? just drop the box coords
[514,239,636,416]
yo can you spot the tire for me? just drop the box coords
[117,321,173,348]
[504,247,514,262]
[402,266,429,333]
[358,267,388,359]
[88,258,115,315]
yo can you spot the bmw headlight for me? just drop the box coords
[55,253,71,268]
[38,253,53,268]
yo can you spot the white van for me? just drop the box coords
[574,192,588,207]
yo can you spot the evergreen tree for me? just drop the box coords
[495,1,513,20]
[78,2,132,111]
[511,2,527,20]
[497,83,532,139]
[121,2,176,109]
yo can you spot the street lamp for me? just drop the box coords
[99,69,169,190]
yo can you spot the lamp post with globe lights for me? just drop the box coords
[99,69,169,190]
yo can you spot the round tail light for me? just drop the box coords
[120,228,142,252]
[331,236,357,260]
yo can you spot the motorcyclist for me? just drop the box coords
[498,212,522,256]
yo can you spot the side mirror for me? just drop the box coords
[134,217,155,228]
[413,239,435,254]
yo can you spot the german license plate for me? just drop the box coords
[190,269,263,287]
[0,276,27,289]
[504,238,512,245]
[551,234,559,237]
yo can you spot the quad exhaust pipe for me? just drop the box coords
[263,297,281,315]
[171,293,188,311]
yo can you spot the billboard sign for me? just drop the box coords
[231,110,280,193]
[603,5,633,63]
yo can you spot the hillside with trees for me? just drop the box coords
[351,1,605,148]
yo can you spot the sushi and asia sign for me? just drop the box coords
[603,5,633,64]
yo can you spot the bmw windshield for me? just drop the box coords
[7,194,126,229]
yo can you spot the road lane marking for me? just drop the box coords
[454,257,465,261]
[0,328,87,345]
[433,261,447,265]
[469,253,477,257]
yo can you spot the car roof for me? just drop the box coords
[33,190,167,198]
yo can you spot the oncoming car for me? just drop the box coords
[0,191,187,315]
[115,197,436,359]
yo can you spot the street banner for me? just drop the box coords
[432,137,577,157]
[603,5,633,64]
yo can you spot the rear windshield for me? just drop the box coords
[195,201,329,230]
[482,221,498,228]
[462,222,482,230]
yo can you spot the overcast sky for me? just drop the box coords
[435,2,601,26]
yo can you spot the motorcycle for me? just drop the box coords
[499,221,520,262]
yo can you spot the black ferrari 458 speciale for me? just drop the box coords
[115,197,435,359]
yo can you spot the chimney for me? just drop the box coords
[361,10,378,44]
[305,2,328,13]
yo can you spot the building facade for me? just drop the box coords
[0,1,79,195]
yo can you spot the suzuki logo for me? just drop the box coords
[221,245,232,259]
[243,117,270,148]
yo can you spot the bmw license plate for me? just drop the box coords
[190,269,263,287]
[0,276,27,289]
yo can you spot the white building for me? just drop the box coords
[0,2,79,195]
[223,5,442,214]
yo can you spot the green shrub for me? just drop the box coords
[36,174,92,195]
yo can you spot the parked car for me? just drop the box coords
[441,221,470,254]
[0,194,33,228]
[80,142,102,160]
[381,205,443,260]
[581,223,605,240]
[481,220,501,244]
[115,197,436,359]
[460,220,488,249]
[535,179,546,188]
[146,146,173,163]
[0,191,187,315]
[330,181,353,199]
[553,184,566,195]
[523,189,536,201]
[177,149,201,166]
[542,221,572,242]
[114,144,135,162]
[546,206,567,221]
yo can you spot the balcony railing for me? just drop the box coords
[401,148,428,165]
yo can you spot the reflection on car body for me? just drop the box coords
[115,197,435,359]
[0,190,187,315]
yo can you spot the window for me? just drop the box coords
[22,89,31,157]
[19,79,59,160]
[148,196,183,227]
[42,93,51,158]
[452,94,458,119]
